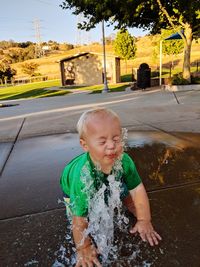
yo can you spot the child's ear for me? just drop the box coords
[80,138,88,151]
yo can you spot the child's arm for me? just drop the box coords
[72,216,102,267]
[123,183,162,246]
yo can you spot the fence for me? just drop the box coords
[120,60,200,82]
[5,74,61,86]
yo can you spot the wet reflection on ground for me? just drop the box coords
[128,143,200,190]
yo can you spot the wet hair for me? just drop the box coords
[77,107,120,138]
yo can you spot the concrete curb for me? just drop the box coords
[163,84,200,91]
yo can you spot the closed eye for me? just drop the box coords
[113,137,121,143]
[98,141,106,145]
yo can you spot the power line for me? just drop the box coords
[31,0,54,6]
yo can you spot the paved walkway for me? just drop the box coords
[0,87,200,266]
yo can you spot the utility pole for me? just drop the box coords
[33,18,43,58]
[102,20,109,93]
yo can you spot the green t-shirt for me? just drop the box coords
[60,152,141,217]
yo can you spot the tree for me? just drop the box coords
[161,28,184,69]
[114,30,136,73]
[0,62,16,84]
[61,0,200,82]
[23,45,35,61]
[59,43,74,51]
[3,45,36,63]
[21,62,39,76]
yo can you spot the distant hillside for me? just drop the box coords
[11,44,114,78]
[11,35,200,79]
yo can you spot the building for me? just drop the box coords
[59,52,120,86]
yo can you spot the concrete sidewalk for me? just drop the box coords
[0,87,200,266]
[1,88,200,141]
[1,88,200,176]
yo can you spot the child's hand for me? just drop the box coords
[130,220,162,246]
[76,243,102,267]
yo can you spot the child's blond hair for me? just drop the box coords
[77,107,120,138]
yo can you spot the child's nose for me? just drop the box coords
[107,140,115,149]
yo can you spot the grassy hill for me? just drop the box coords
[11,35,200,79]
[11,44,114,78]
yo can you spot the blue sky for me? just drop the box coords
[1,0,149,44]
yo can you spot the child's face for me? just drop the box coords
[80,114,123,172]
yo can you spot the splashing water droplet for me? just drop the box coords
[122,128,128,151]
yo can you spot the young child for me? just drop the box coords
[60,107,162,267]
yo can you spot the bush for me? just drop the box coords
[191,75,200,84]
[0,62,16,84]
[21,62,39,76]
[171,73,190,85]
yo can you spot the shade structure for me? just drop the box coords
[164,31,183,40]
[159,31,183,85]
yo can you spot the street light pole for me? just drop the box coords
[159,40,163,86]
[102,19,109,93]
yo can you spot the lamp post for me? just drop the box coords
[159,40,162,86]
[102,19,109,93]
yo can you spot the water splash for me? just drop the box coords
[52,221,76,267]
[122,128,128,151]
[83,157,130,264]
[24,259,39,266]
[85,175,122,261]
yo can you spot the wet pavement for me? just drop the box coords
[0,130,200,266]
[1,88,200,266]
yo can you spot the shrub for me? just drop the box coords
[21,62,39,76]
[191,75,200,84]
[171,73,190,85]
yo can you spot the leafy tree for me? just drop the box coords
[59,43,74,51]
[114,30,136,73]
[47,40,60,50]
[23,45,35,61]
[0,62,16,84]
[18,41,34,48]
[21,62,39,76]
[3,45,36,63]
[0,40,18,49]
[5,48,22,64]
[61,0,200,82]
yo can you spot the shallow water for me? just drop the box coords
[127,131,200,190]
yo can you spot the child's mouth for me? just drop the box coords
[107,154,116,159]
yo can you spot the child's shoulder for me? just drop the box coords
[64,152,88,171]
[122,152,136,169]
[61,153,89,184]
[122,152,133,163]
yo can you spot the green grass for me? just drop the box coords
[0,80,130,101]
[62,83,129,94]
[121,74,135,82]
[0,80,70,101]
[89,84,129,93]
